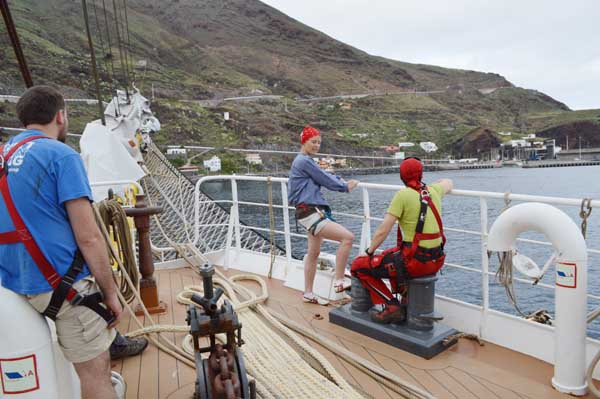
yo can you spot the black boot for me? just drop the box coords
[110,332,149,360]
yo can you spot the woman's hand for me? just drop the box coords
[347,180,359,192]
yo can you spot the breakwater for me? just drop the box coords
[522,160,600,168]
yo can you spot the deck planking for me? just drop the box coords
[112,266,594,398]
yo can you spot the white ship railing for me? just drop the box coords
[193,175,600,329]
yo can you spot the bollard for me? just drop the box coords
[406,275,441,331]
[125,194,167,315]
[350,276,373,312]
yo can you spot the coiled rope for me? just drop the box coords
[96,199,139,303]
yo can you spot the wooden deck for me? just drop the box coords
[112,266,593,398]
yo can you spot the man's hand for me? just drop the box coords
[347,179,359,192]
[103,292,122,329]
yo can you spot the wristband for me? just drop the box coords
[365,248,373,256]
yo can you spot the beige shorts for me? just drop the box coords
[26,276,116,363]
[297,211,330,236]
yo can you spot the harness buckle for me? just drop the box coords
[70,293,84,306]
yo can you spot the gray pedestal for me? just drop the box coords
[329,304,458,359]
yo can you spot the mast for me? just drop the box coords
[0,0,33,88]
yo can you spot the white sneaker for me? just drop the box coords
[333,278,351,293]
[302,293,330,306]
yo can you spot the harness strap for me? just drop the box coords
[43,250,84,319]
[395,184,446,258]
[0,135,114,324]
[74,292,115,324]
[0,230,26,244]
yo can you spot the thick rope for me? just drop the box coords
[496,251,528,317]
[97,199,139,303]
[587,348,600,398]
[92,204,197,368]
[132,141,436,398]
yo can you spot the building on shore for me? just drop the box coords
[245,153,262,165]
[166,148,187,159]
[203,156,222,172]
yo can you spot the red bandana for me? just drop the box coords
[400,158,423,190]
[300,126,321,145]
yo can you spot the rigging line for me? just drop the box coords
[115,0,131,82]
[116,0,133,92]
[100,0,120,116]
[91,0,115,98]
[121,0,135,83]
[111,0,130,97]
[0,0,33,87]
[81,0,106,125]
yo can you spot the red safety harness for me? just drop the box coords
[399,184,446,277]
[0,136,114,323]
[351,183,446,283]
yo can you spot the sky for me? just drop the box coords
[261,0,600,110]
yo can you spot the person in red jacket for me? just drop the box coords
[352,158,452,323]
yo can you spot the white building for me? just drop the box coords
[166,148,187,156]
[203,156,221,172]
[245,153,262,165]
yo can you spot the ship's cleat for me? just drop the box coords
[371,303,406,324]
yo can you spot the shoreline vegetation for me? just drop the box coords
[187,159,600,181]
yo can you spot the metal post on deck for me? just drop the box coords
[480,197,489,338]
[231,179,241,255]
[359,186,372,253]
[281,182,293,277]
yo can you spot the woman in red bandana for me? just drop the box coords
[288,126,359,305]
[356,158,453,323]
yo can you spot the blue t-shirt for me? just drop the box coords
[288,154,348,206]
[0,130,92,294]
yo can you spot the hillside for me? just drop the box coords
[1,0,598,168]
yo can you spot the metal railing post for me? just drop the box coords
[360,186,372,252]
[224,207,235,269]
[281,182,293,276]
[231,179,242,254]
[480,197,490,338]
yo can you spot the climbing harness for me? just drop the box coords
[0,135,114,323]
[351,184,445,306]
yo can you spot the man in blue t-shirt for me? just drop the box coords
[0,86,122,398]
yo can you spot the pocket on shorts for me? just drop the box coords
[77,307,108,343]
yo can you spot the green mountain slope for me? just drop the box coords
[1,0,598,166]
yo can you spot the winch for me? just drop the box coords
[186,264,255,399]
